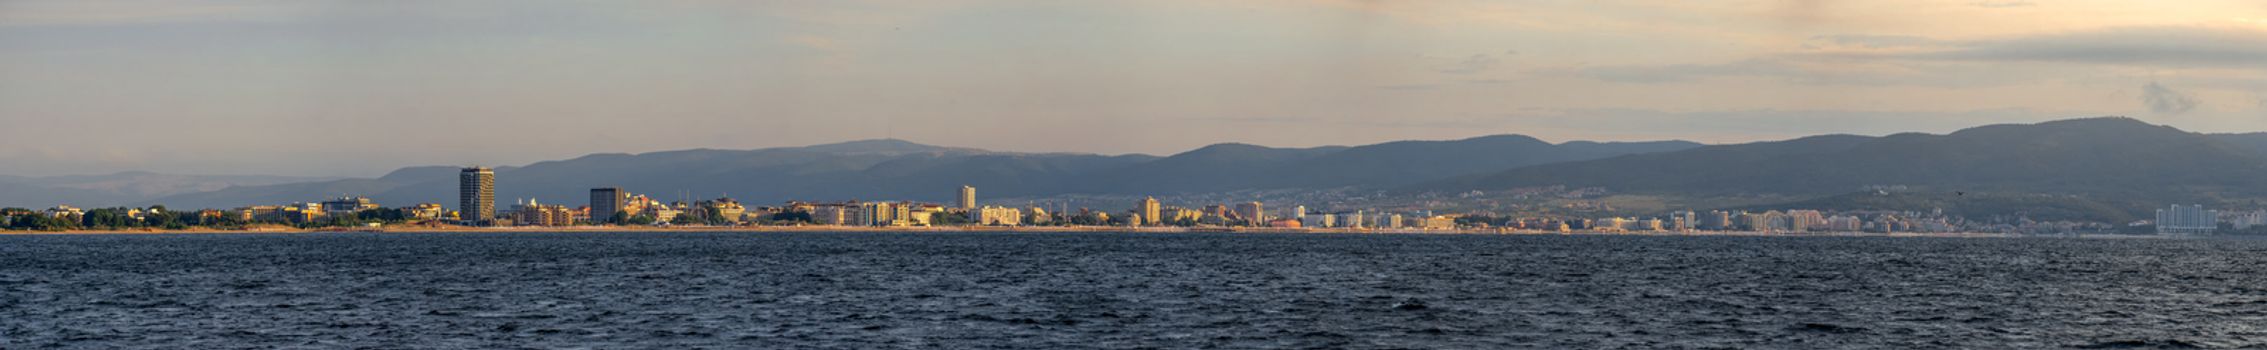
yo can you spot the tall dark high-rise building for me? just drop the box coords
[459,167,495,222]
[590,187,626,223]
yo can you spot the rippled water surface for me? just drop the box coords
[6,232,2267,349]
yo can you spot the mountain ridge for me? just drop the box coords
[1415,117,2267,219]
[129,134,1698,209]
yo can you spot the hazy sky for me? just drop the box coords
[4,0,2266,177]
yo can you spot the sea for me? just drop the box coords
[3,232,2265,349]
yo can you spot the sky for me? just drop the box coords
[3,0,2266,177]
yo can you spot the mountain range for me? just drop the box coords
[16,116,2267,224]
[115,136,1701,209]
[1419,117,2267,221]
[0,172,335,209]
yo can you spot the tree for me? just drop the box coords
[932,211,976,226]
[628,214,657,226]
[768,212,811,225]
[704,213,735,226]
[669,214,696,225]
[608,211,631,225]
[1170,217,1197,227]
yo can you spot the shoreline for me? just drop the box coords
[0,225,2069,238]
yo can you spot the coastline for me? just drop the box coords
[0,225,2040,237]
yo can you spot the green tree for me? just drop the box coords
[771,212,812,225]
[933,211,976,226]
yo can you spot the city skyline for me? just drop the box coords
[5,1,2267,177]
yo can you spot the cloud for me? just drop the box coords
[2142,82,2199,114]
[1376,84,1439,91]
[1436,54,1501,75]
[1808,34,1945,48]
[1581,59,1798,83]
[1175,115,1498,129]
[0,1,295,26]
[1581,26,2267,86]
[1915,26,2267,68]
[1970,1,2036,8]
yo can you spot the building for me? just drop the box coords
[959,185,977,210]
[1302,214,1336,228]
[1668,211,1698,231]
[858,202,896,226]
[1596,217,1631,232]
[2228,210,2267,230]
[1826,215,1863,232]
[236,205,281,222]
[403,203,446,221]
[907,205,945,226]
[646,203,683,224]
[1267,218,1301,228]
[1420,216,1456,230]
[459,167,496,222]
[2157,204,2217,235]
[513,199,575,226]
[1737,212,1769,232]
[1160,206,1203,224]
[321,197,379,216]
[1234,202,1265,226]
[809,205,849,225]
[282,202,324,224]
[1787,210,1826,232]
[975,206,1022,226]
[1079,211,1112,225]
[45,205,83,219]
[1701,210,1732,231]
[1139,197,1162,226]
[702,198,747,225]
[1337,211,1366,229]
[590,187,626,223]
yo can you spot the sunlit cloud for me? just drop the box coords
[3,0,2267,176]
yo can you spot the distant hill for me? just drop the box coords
[1735,191,2147,224]
[0,172,336,208]
[1420,117,2267,206]
[2208,133,2267,155]
[1081,135,1703,194]
[139,136,1697,209]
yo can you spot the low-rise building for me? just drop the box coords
[809,205,849,225]
[322,197,380,216]
[976,206,1022,226]
[403,203,446,221]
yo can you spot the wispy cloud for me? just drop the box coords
[1970,1,2036,8]
[1436,54,1501,75]
[1916,26,2267,67]
[1376,84,1439,91]
[1580,59,1796,83]
[1580,26,2267,86]
[2143,82,2200,114]
[1808,34,1946,48]
[0,1,312,27]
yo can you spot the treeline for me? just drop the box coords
[0,207,428,231]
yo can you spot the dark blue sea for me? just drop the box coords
[4,232,2266,349]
